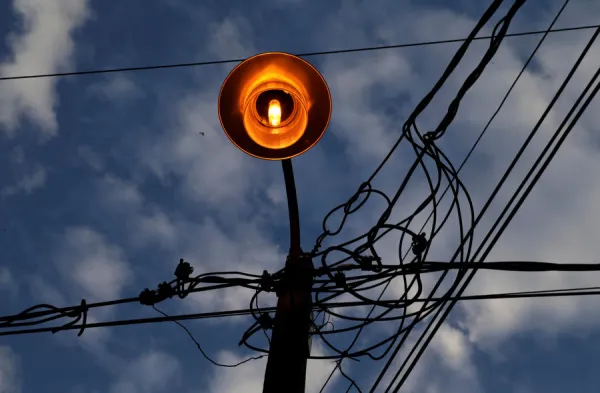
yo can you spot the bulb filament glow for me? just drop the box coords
[268,99,282,126]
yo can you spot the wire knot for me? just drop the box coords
[258,313,273,330]
[411,232,428,256]
[344,182,370,214]
[51,299,88,337]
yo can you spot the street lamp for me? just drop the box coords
[218,52,331,160]
[218,52,332,393]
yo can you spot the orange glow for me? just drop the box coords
[268,99,282,126]
[242,81,309,150]
[237,66,313,115]
[218,52,332,160]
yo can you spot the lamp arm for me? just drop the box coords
[281,159,301,255]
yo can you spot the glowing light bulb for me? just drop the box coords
[268,99,282,126]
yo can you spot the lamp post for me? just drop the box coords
[218,52,332,393]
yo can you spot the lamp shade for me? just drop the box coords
[218,52,332,160]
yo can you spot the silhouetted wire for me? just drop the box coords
[311,0,520,282]
[238,285,600,359]
[0,281,240,327]
[390,31,600,393]
[2,285,600,337]
[311,0,516,374]
[0,24,598,82]
[308,0,592,388]
[361,0,571,342]
[315,261,600,276]
[152,306,265,367]
[1,269,262,326]
[364,0,572,388]
[14,256,597,335]
[381,6,600,393]
[319,362,341,393]
[338,360,363,393]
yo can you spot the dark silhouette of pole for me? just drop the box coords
[263,159,314,393]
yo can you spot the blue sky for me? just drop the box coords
[2,0,600,392]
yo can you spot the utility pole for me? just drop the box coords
[262,252,314,393]
[262,159,314,393]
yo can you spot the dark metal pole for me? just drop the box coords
[263,159,314,393]
[281,159,301,256]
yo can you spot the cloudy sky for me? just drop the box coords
[2,0,600,392]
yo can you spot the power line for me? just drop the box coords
[2,285,599,337]
[316,0,523,386]
[0,24,598,82]
[5,259,595,328]
[384,4,600,392]
[153,305,266,368]
[368,0,571,389]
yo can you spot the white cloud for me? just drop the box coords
[322,51,414,161]
[110,351,181,393]
[0,0,90,136]
[431,325,475,377]
[87,172,284,315]
[96,175,178,249]
[180,217,284,312]
[55,226,132,303]
[207,16,256,60]
[0,346,20,393]
[25,227,133,370]
[77,145,104,171]
[139,89,270,209]
[0,267,14,288]
[90,171,283,313]
[101,175,144,208]
[1,165,46,198]
[90,75,142,101]
[372,325,480,393]
[1,146,47,198]
[0,267,18,298]
[206,344,337,393]
[9,146,25,165]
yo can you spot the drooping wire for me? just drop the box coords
[307,0,514,372]
[388,29,600,393]
[152,306,265,368]
[2,283,600,337]
[377,3,599,392]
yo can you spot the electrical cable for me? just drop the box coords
[152,306,266,368]
[380,10,600,393]
[2,284,599,337]
[0,25,598,81]
[391,42,600,392]
[309,0,520,379]
[361,0,575,388]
